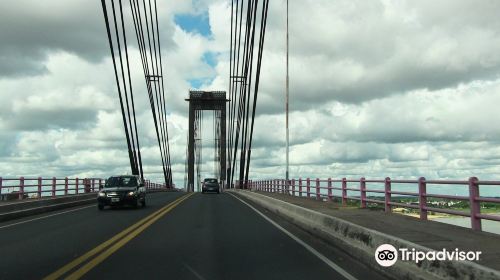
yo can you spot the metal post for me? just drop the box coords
[0,177,2,199]
[75,177,79,194]
[384,177,391,213]
[341,178,347,206]
[299,177,302,197]
[292,179,296,196]
[38,177,42,198]
[65,177,69,196]
[19,177,25,200]
[360,177,366,208]
[285,0,290,193]
[327,177,332,201]
[316,178,320,200]
[52,177,56,197]
[418,177,427,220]
[306,178,310,198]
[468,177,481,231]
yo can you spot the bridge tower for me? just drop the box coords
[186,91,228,192]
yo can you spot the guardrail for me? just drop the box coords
[0,177,169,201]
[248,177,500,232]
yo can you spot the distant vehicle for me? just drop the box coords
[97,175,146,210]
[202,178,220,194]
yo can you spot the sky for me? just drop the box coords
[1,0,500,193]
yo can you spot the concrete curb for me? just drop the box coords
[230,190,500,280]
[0,189,175,223]
[0,194,96,222]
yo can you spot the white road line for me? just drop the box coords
[228,192,358,280]
[0,205,94,230]
[183,263,207,280]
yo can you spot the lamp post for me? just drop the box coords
[285,0,290,188]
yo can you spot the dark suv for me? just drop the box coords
[202,178,220,194]
[97,175,146,210]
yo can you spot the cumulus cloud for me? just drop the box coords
[1,0,500,190]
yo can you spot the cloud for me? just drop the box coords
[1,0,500,191]
[248,0,500,111]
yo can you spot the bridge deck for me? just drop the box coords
[254,191,500,271]
[0,192,387,279]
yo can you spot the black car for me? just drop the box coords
[97,175,146,210]
[202,178,220,194]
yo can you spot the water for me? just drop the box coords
[433,214,500,235]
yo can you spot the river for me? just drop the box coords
[433,214,500,235]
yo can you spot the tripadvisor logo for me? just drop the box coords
[375,244,482,267]
[375,244,398,267]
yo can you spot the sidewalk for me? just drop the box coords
[253,191,500,271]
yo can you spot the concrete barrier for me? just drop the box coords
[0,189,176,223]
[231,189,500,280]
[0,193,96,222]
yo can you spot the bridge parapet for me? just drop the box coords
[249,177,500,232]
[0,176,171,201]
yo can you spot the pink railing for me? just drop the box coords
[0,177,169,201]
[248,177,500,232]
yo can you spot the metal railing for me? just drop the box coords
[0,176,169,201]
[248,177,500,232]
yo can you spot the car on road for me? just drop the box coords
[97,175,146,210]
[202,178,220,194]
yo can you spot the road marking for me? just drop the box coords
[0,205,94,230]
[65,193,194,280]
[228,192,358,280]
[183,263,207,280]
[44,193,194,280]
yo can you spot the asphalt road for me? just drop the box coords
[0,191,387,280]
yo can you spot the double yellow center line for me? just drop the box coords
[44,192,194,280]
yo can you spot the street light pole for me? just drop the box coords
[285,0,290,190]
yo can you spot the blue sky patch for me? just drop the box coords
[202,52,217,67]
[174,12,211,37]
[188,78,214,89]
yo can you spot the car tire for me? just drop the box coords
[133,198,139,209]
[98,204,104,210]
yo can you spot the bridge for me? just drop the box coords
[1,0,500,279]
[0,176,499,279]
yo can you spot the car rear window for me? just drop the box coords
[105,176,137,188]
[205,179,217,183]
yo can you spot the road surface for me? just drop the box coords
[0,192,387,280]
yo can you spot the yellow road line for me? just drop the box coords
[65,193,194,280]
[43,193,194,280]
